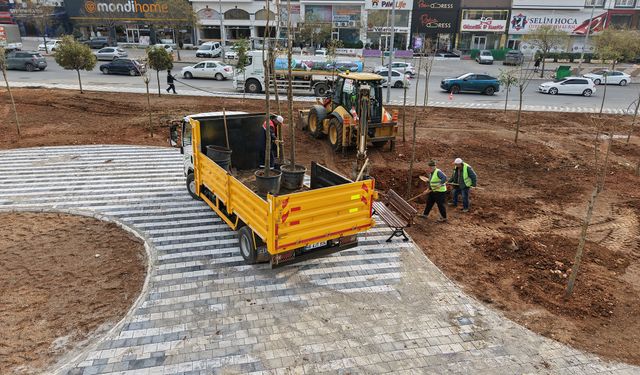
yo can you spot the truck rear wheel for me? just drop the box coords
[314,83,329,97]
[186,173,201,200]
[245,79,262,94]
[308,108,324,139]
[328,118,343,152]
[238,226,258,264]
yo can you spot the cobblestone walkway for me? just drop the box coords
[0,145,637,375]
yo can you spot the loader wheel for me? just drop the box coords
[238,226,258,264]
[371,140,388,148]
[308,108,324,139]
[328,118,343,152]
[186,173,201,200]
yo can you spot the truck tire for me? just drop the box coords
[245,79,262,93]
[314,83,329,97]
[186,173,201,200]
[238,226,258,264]
[328,117,343,152]
[308,107,325,139]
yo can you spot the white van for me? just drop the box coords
[196,42,222,58]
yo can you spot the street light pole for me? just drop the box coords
[578,2,596,72]
[385,0,396,104]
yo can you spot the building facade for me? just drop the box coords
[456,0,510,52]
[604,0,640,29]
[411,0,460,52]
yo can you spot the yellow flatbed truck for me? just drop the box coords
[172,112,377,267]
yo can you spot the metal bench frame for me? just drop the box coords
[373,189,418,243]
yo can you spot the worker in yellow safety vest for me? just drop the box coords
[449,158,478,213]
[419,160,448,223]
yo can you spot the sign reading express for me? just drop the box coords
[411,0,459,34]
[65,0,172,20]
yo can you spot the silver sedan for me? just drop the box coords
[95,47,128,61]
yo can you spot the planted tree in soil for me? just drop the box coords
[565,116,617,299]
[54,36,97,94]
[254,0,282,195]
[268,42,284,164]
[0,47,21,137]
[147,46,174,97]
[280,0,306,190]
[498,69,518,113]
[513,58,536,144]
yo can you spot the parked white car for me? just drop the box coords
[476,50,494,65]
[196,42,222,58]
[224,46,238,60]
[583,70,631,86]
[374,62,416,77]
[37,40,61,52]
[538,77,596,97]
[376,69,411,88]
[315,49,327,56]
[152,43,173,54]
[94,47,128,61]
[181,61,233,80]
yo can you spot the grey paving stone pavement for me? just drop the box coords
[0,145,638,375]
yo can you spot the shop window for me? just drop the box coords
[610,14,632,27]
[614,0,635,6]
[225,9,250,20]
[201,27,221,39]
[507,39,521,50]
[585,0,605,6]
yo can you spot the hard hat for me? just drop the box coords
[275,115,284,124]
[454,158,463,164]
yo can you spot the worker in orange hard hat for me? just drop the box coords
[258,115,283,168]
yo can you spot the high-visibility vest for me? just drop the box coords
[462,163,473,188]
[430,168,447,192]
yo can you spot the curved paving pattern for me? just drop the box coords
[0,145,638,375]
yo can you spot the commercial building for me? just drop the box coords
[605,0,640,29]
[456,0,510,53]
[364,0,412,50]
[410,0,460,52]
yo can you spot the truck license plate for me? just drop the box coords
[305,241,327,250]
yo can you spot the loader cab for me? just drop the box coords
[332,73,384,123]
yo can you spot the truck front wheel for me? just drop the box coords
[245,79,262,94]
[186,173,201,200]
[314,83,329,97]
[238,226,258,264]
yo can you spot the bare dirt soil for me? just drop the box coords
[0,212,146,374]
[1,88,639,366]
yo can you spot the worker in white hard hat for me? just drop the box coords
[259,115,284,168]
[448,158,478,212]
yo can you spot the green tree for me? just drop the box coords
[297,16,331,48]
[594,28,640,70]
[147,46,174,96]
[498,69,518,113]
[0,47,21,137]
[326,39,343,79]
[54,36,97,94]
[523,26,570,78]
[234,38,251,101]
[148,0,198,61]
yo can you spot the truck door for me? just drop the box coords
[182,120,194,176]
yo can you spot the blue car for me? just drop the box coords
[440,73,500,96]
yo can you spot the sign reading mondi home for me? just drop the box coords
[411,0,460,34]
[65,0,178,20]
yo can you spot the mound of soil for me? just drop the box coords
[2,88,640,366]
[0,212,146,374]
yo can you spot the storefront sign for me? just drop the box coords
[365,0,413,11]
[367,26,410,33]
[509,9,608,35]
[411,0,459,35]
[416,0,456,10]
[461,18,507,32]
[65,0,184,20]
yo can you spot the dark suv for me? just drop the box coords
[85,37,113,49]
[5,50,47,71]
[100,59,145,76]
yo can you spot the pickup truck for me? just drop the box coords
[171,112,377,267]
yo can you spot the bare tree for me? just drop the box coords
[13,2,56,53]
[513,59,537,144]
[523,26,570,78]
[626,91,640,144]
[148,0,198,61]
[0,47,21,137]
[565,117,617,298]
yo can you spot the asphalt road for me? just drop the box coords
[6,40,640,113]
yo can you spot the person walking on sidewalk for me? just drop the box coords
[449,158,477,212]
[534,56,541,73]
[419,160,448,222]
[166,69,177,94]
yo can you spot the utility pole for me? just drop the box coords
[578,3,596,72]
[219,0,226,63]
[385,0,396,104]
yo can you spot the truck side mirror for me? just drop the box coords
[169,124,182,153]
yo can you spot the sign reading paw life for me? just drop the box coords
[365,0,413,11]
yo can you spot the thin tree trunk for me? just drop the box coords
[540,53,546,79]
[263,0,272,176]
[407,52,423,196]
[176,34,182,62]
[76,69,83,93]
[626,93,640,144]
[287,0,295,167]
[515,86,523,143]
[402,82,407,143]
[599,75,609,115]
[43,35,48,54]
[2,68,21,137]
[156,70,161,97]
[504,85,510,112]
[146,81,153,137]
[564,186,598,299]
